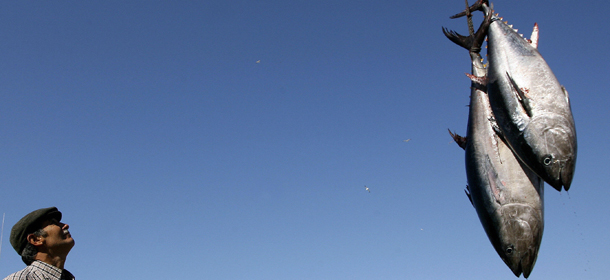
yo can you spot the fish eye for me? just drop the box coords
[543,155,553,166]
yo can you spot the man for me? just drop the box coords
[3,207,75,280]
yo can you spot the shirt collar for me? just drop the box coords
[31,260,73,279]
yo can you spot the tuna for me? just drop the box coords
[443,7,545,277]
[485,4,577,192]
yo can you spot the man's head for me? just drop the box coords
[10,207,75,265]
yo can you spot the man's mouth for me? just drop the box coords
[63,229,70,237]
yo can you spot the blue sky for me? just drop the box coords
[0,0,608,279]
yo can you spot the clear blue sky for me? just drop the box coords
[0,1,608,279]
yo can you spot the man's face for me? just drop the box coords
[39,218,75,254]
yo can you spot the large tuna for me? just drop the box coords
[484,4,577,192]
[443,10,545,277]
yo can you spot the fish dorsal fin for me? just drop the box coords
[506,72,534,117]
[530,23,539,49]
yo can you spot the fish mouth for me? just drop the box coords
[509,244,539,279]
[521,258,534,279]
[509,260,523,278]
[497,205,543,278]
[560,157,575,191]
[508,258,534,278]
[504,245,530,278]
[547,157,575,191]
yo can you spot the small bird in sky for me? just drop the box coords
[403,139,411,143]
[365,185,370,193]
[256,60,261,63]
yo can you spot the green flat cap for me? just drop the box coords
[10,207,62,254]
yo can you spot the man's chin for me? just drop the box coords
[64,238,75,248]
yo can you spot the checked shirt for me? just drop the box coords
[3,261,74,280]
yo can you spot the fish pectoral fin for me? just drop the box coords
[486,116,506,164]
[485,155,505,204]
[506,72,534,117]
[465,186,474,207]
[448,129,467,150]
[488,116,502,136]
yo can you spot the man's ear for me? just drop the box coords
[26,233,44,246]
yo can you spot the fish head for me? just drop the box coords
[493,204,544,278]
[524,113,577,191]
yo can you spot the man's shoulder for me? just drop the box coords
[3,261,66,280]
[3,265,34,280]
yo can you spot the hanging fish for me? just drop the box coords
[483,4,577,192]
[443,4,544,277]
